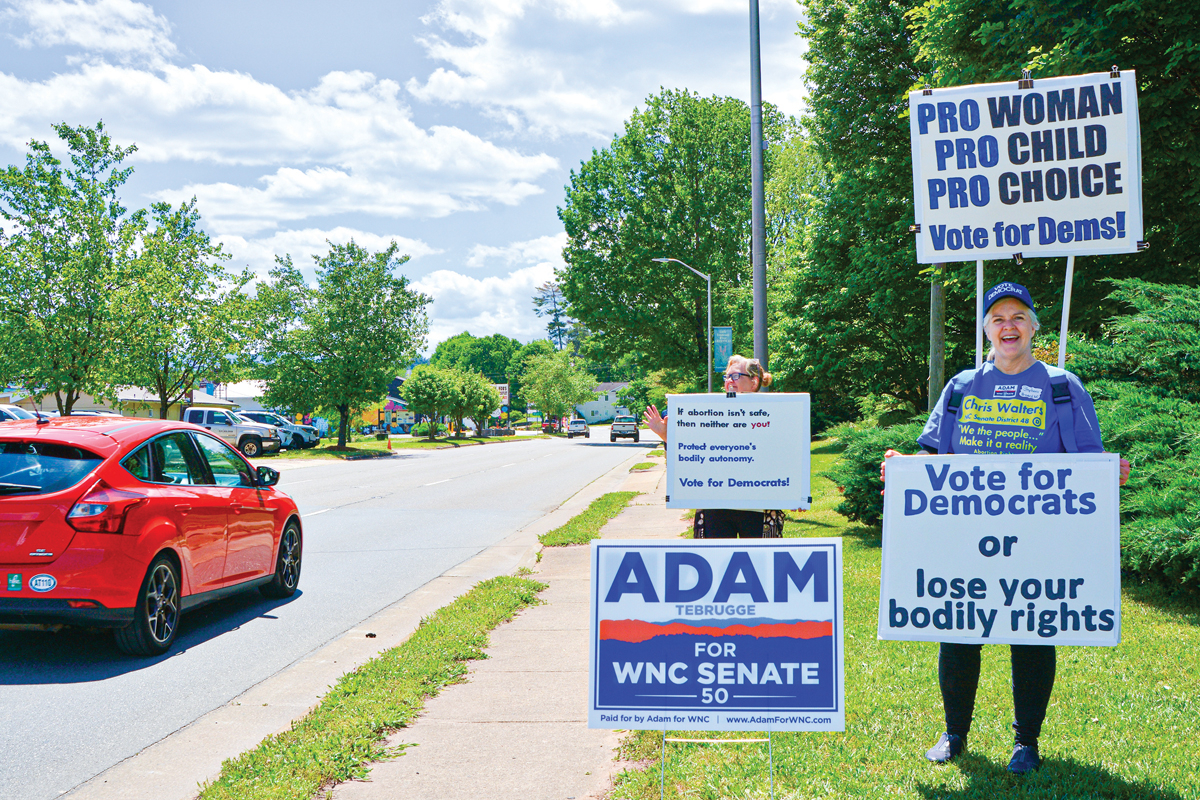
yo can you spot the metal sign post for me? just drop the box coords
[976,260,985,366]
[660,731,775,800]
[1058,255,1076,367]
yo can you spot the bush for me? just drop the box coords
[824,421,925,526]
[411,421,444,437]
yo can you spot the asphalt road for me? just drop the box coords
[0,431,653,800]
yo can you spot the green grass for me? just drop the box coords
[630,461,657,471]
[268,434,547,459]
[197,575,545,800]
[648,449,665,457]
[538,491,640,546]
[610,443,1200,799]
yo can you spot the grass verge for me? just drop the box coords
[197,575,545,800]
[610,442,1200,799]
[630,461,657,471]
[538,491,640,546]
[647,449,665,457]
[268,434,548,459]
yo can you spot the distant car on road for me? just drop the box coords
[182,407,281,457]
[0,416,301,656]
[567,419,589,439]
[610,415,640,443]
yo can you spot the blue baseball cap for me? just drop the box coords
[983,282,1035,314]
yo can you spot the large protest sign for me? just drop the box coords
[910,70,1142,263]
[880,453,1120,646]
[665,393,810,511]
[589,540,845,732]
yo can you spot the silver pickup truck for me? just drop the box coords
[610,415,640,443]
[182,407,282,457]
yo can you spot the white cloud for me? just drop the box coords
[0,64,559,235]
[413,262,556,350]
[406,0,808,140]
[465,232,566,268]
[3,0,176,64]
[216,227,441,279]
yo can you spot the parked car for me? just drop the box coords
[181,407,281,457]
[0,416,301,655]
[0,405,36,423]
[611,415,640,443]
[238,410,321,450]
[567,419,590,439]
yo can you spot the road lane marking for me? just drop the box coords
[423,479,450,486]
[307,508,332,516]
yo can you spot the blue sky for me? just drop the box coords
[0,0,807,351]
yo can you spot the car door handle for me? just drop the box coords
[175,504,192,514]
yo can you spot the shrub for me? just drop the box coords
[410,421,444,437]
[823,420,924,526]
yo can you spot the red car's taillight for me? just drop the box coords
[67,483,148,533]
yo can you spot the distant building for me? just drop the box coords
[574,381,629,423]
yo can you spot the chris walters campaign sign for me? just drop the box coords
[879,453,1121,647]
[589,540,845,732]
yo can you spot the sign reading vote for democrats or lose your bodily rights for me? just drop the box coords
[665,393,810,511]
[589,540,845,732]
[910,70,1142,262]
[880,453,1121,647]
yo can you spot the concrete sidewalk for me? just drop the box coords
[330,462,686,800]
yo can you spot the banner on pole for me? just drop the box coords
[665,393,810,511]
[713,327,733,372]
[910,70,1142,263]
[879,453,1121,646]
[589,539,845,731]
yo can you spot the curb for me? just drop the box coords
[63,443,656,800]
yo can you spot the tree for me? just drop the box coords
[0,122,146,413]
[256,241,430,448]
[908,0,1200,332]
[558,89,793,386]
[532,281,570,349]
[506,338,555,412]
[448,370,502,436]
[519,350,598,422]
[401,365,456,441]
[117,199,251,418]
[431,331,521,383]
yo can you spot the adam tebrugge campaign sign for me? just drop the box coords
[879,453,1120,646]
[666,393,810,511]
[589,540,845,732]
[910,70,1142,262]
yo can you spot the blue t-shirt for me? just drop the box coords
[918,361,1104,455]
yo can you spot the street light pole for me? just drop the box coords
[749,0,767,368]
[652,257,713,392]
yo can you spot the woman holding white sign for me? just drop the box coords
[882,282,1129,774]
[645,355,784,538]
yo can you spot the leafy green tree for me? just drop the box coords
[909,0,1200,331]
[506,338,555,412]
[532,281,570,350]
[401,365,456,441]
[431,331,521,383]
[771,0,933,416]
[558,89,792,386]
[0,122,146,413]
[519,350,598,422]
[447,370,502,435]
[117,199,251,418]
[256,241,430,448]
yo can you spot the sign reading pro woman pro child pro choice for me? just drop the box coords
[665,393,811,511]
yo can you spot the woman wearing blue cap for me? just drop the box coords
[882,281,1130,774]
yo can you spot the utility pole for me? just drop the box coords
[928,264,945,411]
[749,0,767,369]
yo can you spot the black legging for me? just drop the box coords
[693,509,765,538]
[939,642,1056,746]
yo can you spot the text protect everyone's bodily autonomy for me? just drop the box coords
[665,393,811,511]
[909,70,1142,262]
[879,453,1121,647]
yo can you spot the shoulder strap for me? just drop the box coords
[937,369,978,455]
[1044,365,1078,453]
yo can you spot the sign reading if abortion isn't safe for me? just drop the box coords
[880,453,1121,646]
[589,540,845,732]
[665,393,810,511]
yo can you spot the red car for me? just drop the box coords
[0,416,302,656]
